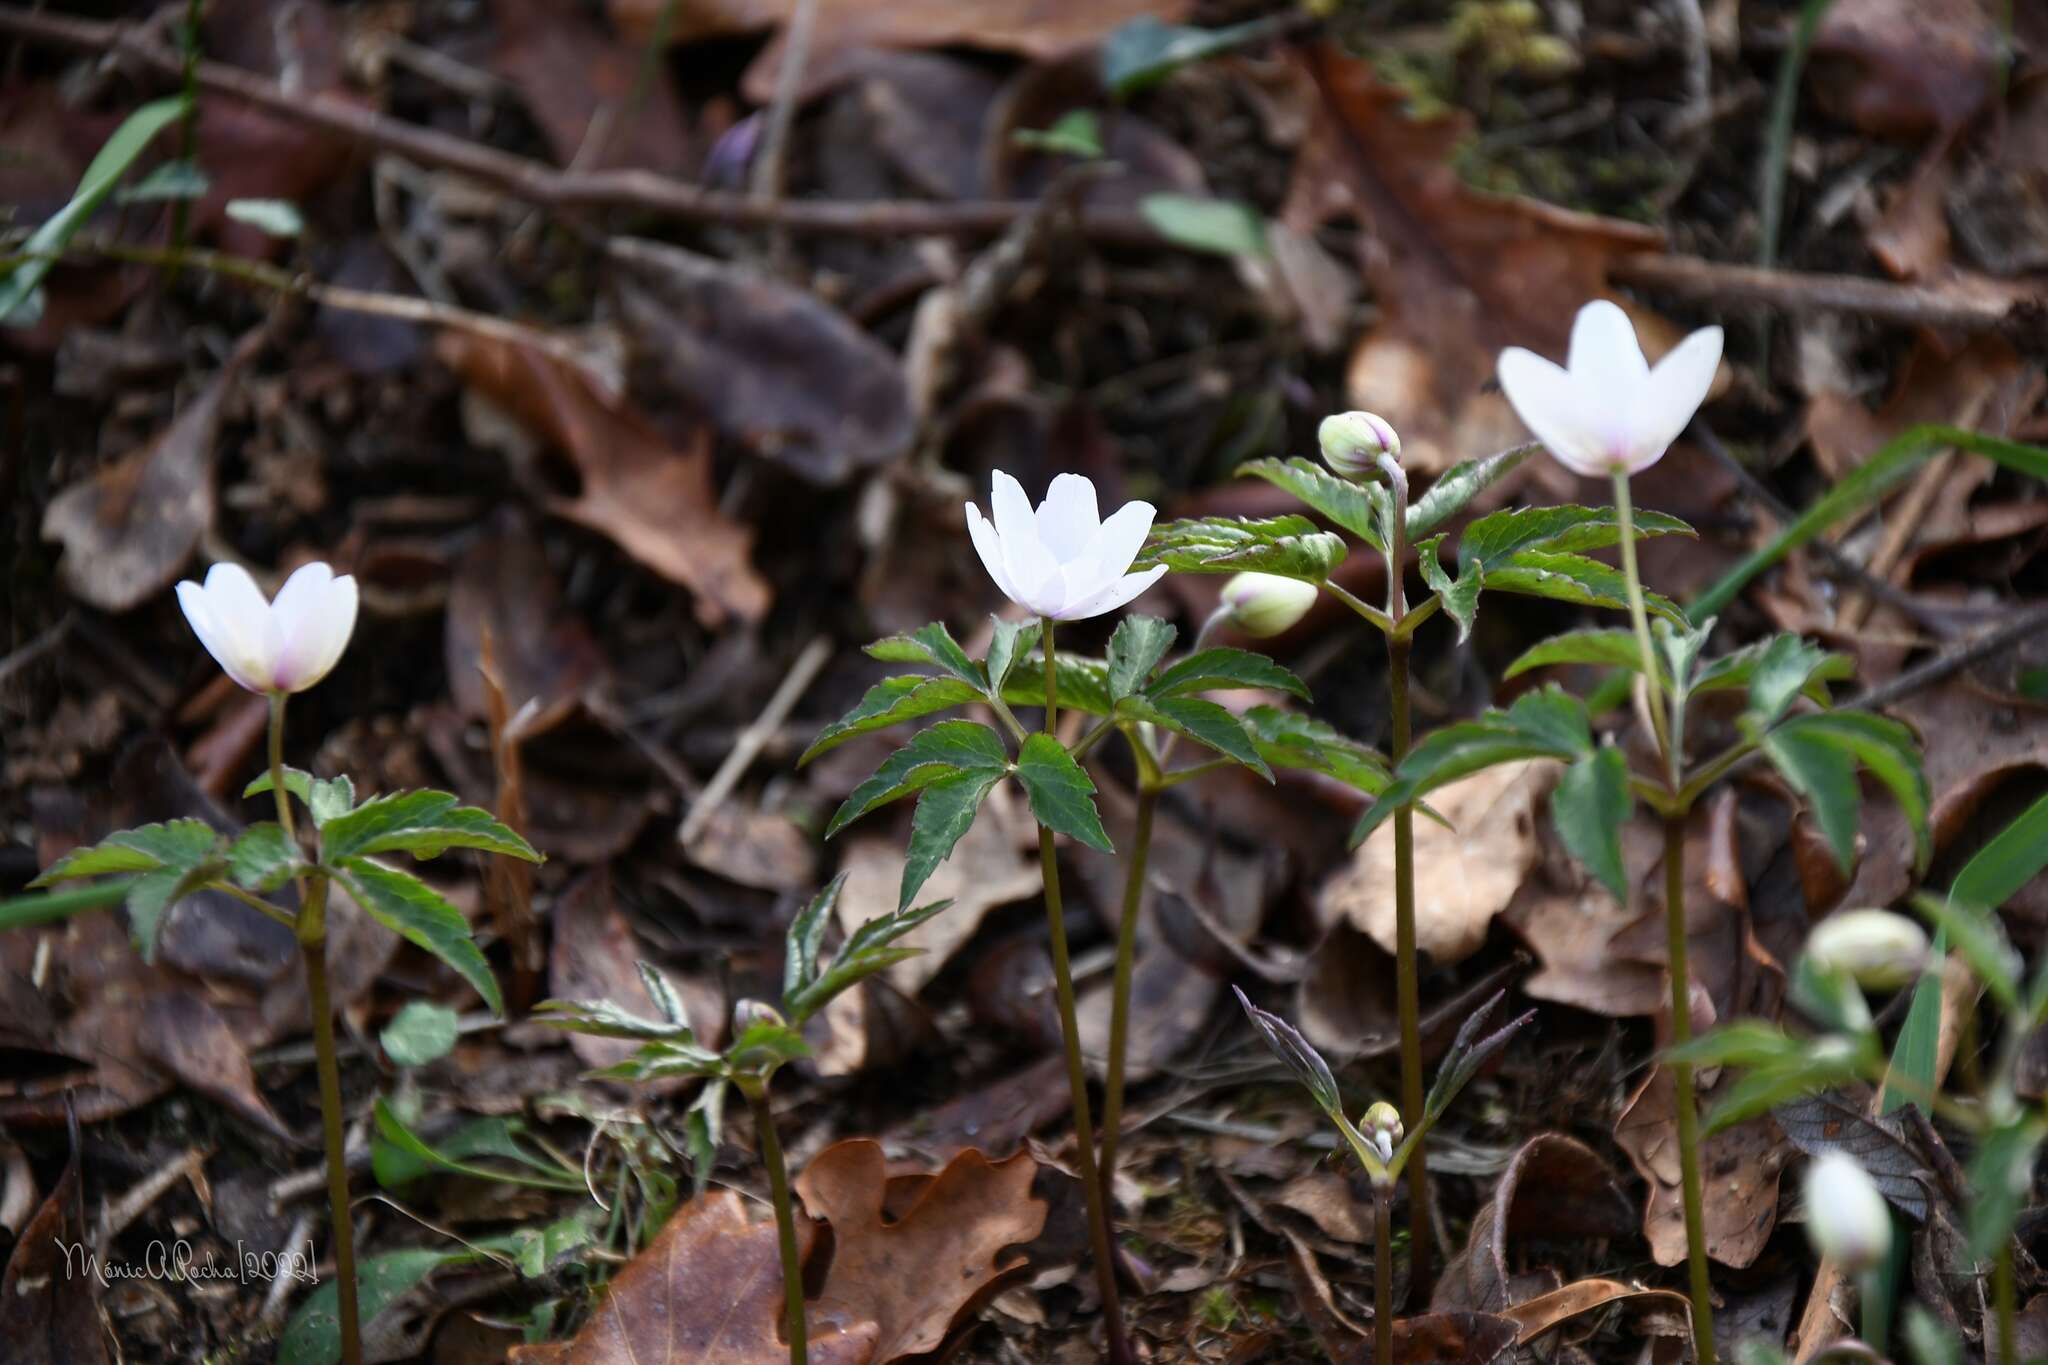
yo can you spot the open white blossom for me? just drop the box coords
[1497,300,1723,477]
[1803,1151,1891,1271]
[964,471,1167,621]
[176,560,358,695]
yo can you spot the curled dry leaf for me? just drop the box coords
[609,0,1191,103]
[795,1138,1047,1362]
[608,237,915,488]
[437,330,770,627]
[1287,45,1666,475]
[42,328,263,612]
[1615,1064,1791,1269]
[137,991,293,1144]
[509,1189,878,1365]
[0,1153,111,1365]
[1321,759,1556,969]
[1431,1133,1635,1315]
[1334,1311,1521,1365]
[1498,1278,1695,1349]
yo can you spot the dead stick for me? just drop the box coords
[1613,254,2040,336]
[677,635,832,847]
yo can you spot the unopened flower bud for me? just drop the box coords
[1804,1151,1891,1271]
[1220,572,1318,638]
[1360,1100,1403,1165]
[1806,909,1929,991]
[1319,411,1400,480]
[732,999,785,1033]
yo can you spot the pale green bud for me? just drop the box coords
[1220,572,1318,638]
[1804,1152,1891,1271]
[732,999,786,1033]
[1359,1100,1403,1164]
[1318,411,1401,480]
[1806,909,1929,991]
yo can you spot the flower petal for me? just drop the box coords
[273,569,357,693]
[1034,473,1100,561]
[1567,300,1648,387]
[1497,347,1611,477]
[177,579,268,693]
[195,562,278,690]
[965,502,1021,604]
[989,470,1038,553]
[1002,522,1066,617]
[1054,565,1168,621]
[1622,325,1723,473]
[1077,499,1155,584]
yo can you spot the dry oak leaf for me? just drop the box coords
[610,0,1190,104]
[1286,45,1667,475]
[510,1190,877,1365]
[795,1138,1047,1362]
[436,330,770,627]
[1431,1133,1635,1316]
[1320,759,1556,968]
[1615,1064,1790,1269]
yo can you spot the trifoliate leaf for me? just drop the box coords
[1106,615,1178,700]
[1011,734,1113,851]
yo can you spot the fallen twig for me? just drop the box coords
[1613,254,2046,338]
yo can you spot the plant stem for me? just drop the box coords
[1387,631,1429,1282]
[299,876,362,1365]
[1038,617,1134,1365]
[747,1080,807,1365]
[271,694,360,1365]
[1995,1242,2017,1365]
[1664,814,1716,1365]
[1098,782,1156,1194]
[1373,1184,1394,1365]
[1613,472,1676,785]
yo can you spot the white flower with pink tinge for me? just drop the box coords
[964,471,1167,621]
[1497,300,1723,478]
[176,561,358,695]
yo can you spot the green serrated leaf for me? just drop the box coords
[1106,615,1178,699]
[1237,456,1390,551]
[381,1000,461,1067]
[370,1097,581,1192]
[1761,723,1862,874]
[1744,633,1837,728]
[1140,193,1266,258]
[1690,634,1852,705]
[228,823,300,893]
[1505,628,1661,683]
[1351,687,1591,846]
[247,767,357,823]
[1457,504,1693,569]
[1416,536,1481,643]
[320,790,539,864]
[1147,646,1307,700]
[999,653,1117,717]
[31,818,219,886]
[532,997,703,1044]
[788,899,952,1022]
[1135,514,1347,580]
[865,622,987,691]
[1406,443,1537,540]
[985,618,1042,696]
[1766,712,1929,873]
[1481,549,1688,625]
[1120,695,1272,780]
[826,720,1010,838]
[335,857,503,1014]
[899,769,1004,911]
[800,675,982,765]
[783,875,845,1003]
[1241,706,1392,796]
[1012,734,1113,851]
[1554,746,1632,901]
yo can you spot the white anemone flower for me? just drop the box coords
[1497,300,1723,478]
[176,560,359,695]
[964,471,1168,621]
[1803,1151,1892,1272]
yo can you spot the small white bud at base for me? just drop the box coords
[1220,572,1318,638]
[732,999,786,1033]
[1804,1152,1891,1271]
[1806,909,1930,991]
[1359,1100,1403,1165]
[1319,411,1400,480]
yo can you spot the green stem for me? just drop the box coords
[1387,631,1428,1284]
[206,880,298,930]
[1038,617,1134,1365]
[299,876,362,1365]
[1996,1241,2016,1365]
[1373,1184,1394,1365]
[1665,814,1716,1365]
[1154,756,1234,789]
[1098,782,1156,1195]
[1613,472,1676,785]
[1323,580,1393,635]
[747,1079,807,1365]
[267,691,298,849]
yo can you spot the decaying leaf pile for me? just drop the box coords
[4,0,2048,1361]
